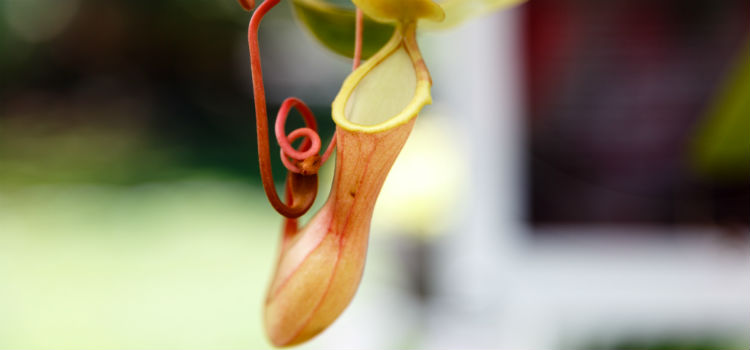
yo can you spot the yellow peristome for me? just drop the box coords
[352,0,445,23]
[332,24,433,134]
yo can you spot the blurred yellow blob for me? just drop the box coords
[422,0,527,29]
[352,0,445,23]
[373,113,467,237]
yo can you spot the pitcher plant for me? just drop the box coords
[237,0,526,346]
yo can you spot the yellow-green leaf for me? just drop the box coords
[691,45,750,180]
[292,0,527,58]
[292,0,395,59]
[352,0,445,24]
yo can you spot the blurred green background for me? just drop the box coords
[0,0,325,347]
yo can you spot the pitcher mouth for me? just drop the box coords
[332,23,433,134]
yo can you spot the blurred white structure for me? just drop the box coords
[269,6,750,350]
[423,7,750,350]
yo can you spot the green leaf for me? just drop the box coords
[292,0,395,59]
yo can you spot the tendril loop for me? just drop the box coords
[275,97,322,167]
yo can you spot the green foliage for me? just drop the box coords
[692,45,750,181]
[292,0,395,59]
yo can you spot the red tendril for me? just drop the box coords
[353,8,363,71]
[244,0,363,217]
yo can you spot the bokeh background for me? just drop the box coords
[1,0,748,349]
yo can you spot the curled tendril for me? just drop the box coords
[243,0,363,218]
[275,98,321,164]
